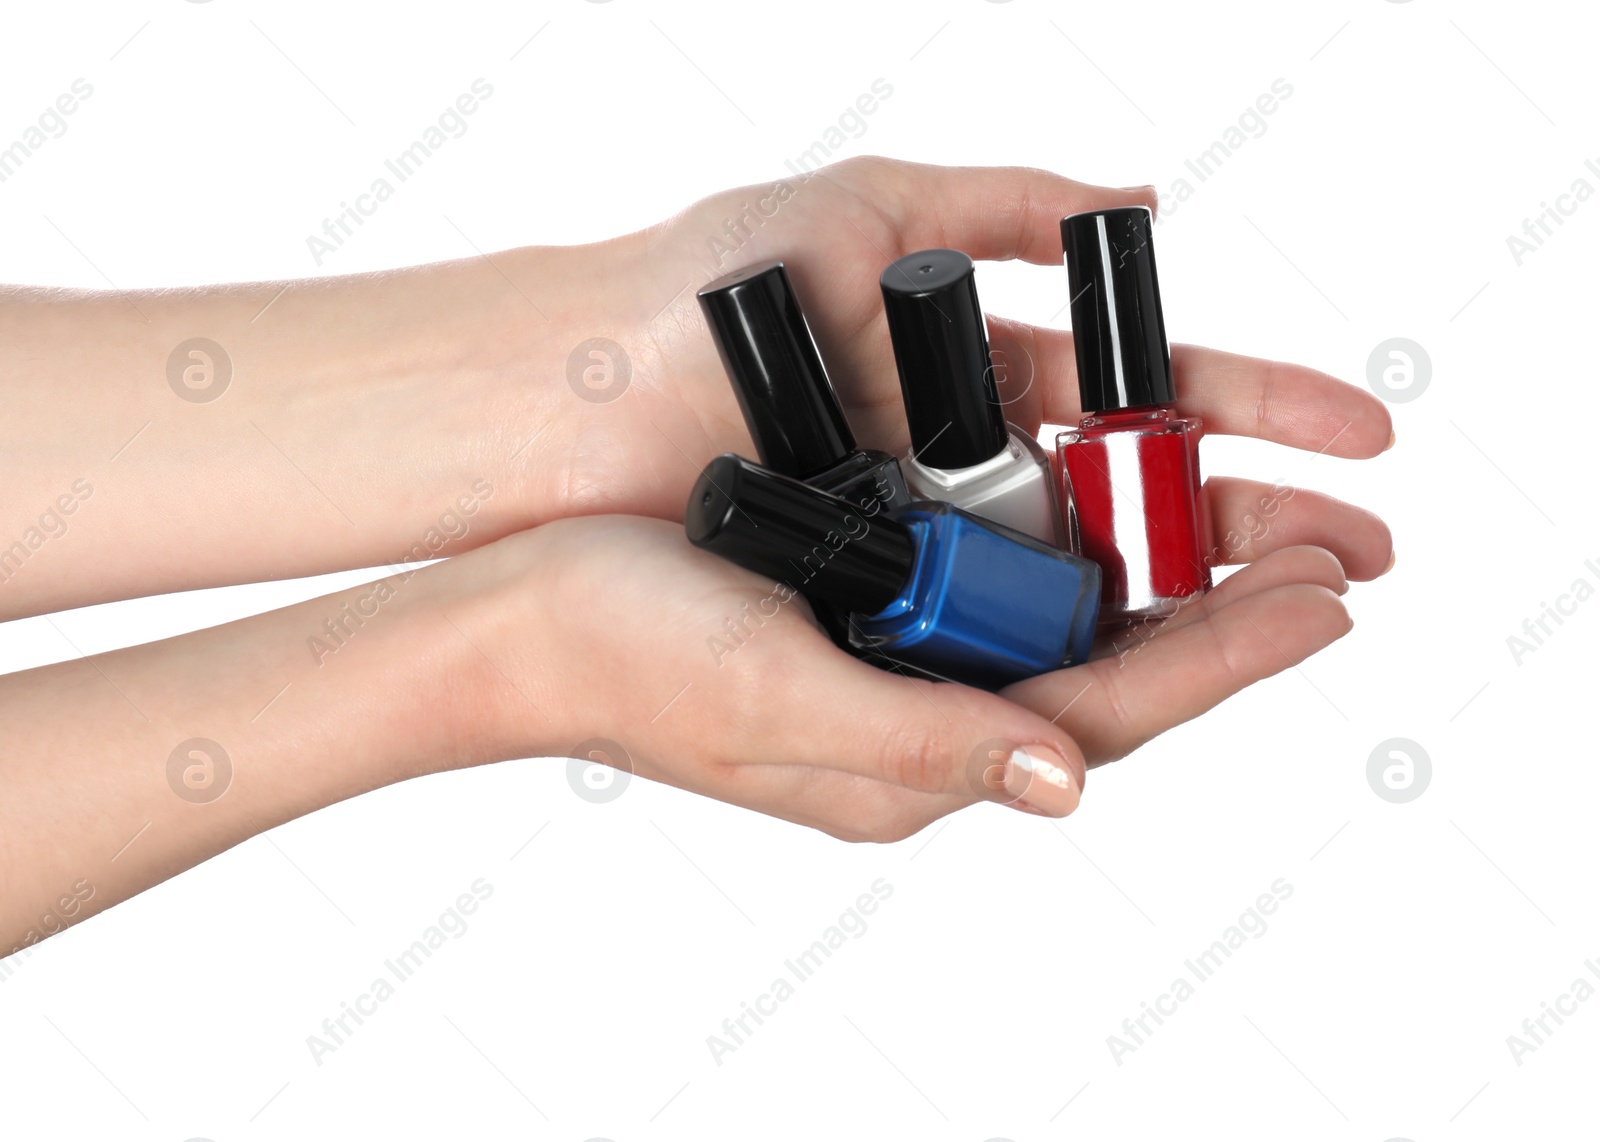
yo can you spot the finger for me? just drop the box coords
[983,319,1393,458]
[1173,344,1393,457]
[1205,477,1393,580]
[1004,582,1352,765]
[731,642,1091,818]
[865,158,1158,266]
[1103,545,1348,647]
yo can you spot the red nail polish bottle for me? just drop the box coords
[1056,207,1211,622]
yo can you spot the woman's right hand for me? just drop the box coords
[451,516,1356,839]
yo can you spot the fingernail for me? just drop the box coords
[1383,550,1396,575]
[1004,747,1080,816]
[1385,430,1396,452]
[1119,184,1157,196]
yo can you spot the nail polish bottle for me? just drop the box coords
[699,260,916,669]
[698,260,910,516]
[880,249,1065,547]
[685,454,1100,690]
[1057,206,1212,623]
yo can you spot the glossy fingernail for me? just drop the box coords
[1004,747,1080,816]
[1385,430,1396,452]
[1383,550,1396,575]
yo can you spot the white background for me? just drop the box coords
[1,1,1595,1138]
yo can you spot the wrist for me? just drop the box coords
[385,525,577,772]
[373,233,676,537]
[323,228,740,551]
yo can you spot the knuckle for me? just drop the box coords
[838,153,894,179]
[877,720,957,795]
[1098,668,1140,743]
[1254,359,1291,438]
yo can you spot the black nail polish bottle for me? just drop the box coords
[698,260,911,516]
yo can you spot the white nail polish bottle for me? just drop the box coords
[881,249,1065,547]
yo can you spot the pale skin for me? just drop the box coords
[0,158,1393,952]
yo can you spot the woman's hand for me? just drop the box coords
[457,516,1363,840]
[0,157,1389,620]
[513,157,1394,589]
[0,508,1364,948]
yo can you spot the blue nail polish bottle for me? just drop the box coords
[685,454,1101,690]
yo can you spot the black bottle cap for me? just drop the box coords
[697,261,856,479]
[685,454,914,616]
[880,249,1008,471]
[1062,206,1175,413]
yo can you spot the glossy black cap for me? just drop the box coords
[1062,207,1175,413]
[698,261,855,479]
[880,249,1007,471]
[685,454,914,616]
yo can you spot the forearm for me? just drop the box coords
[0,537,563,953]
[0,241,614,620]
